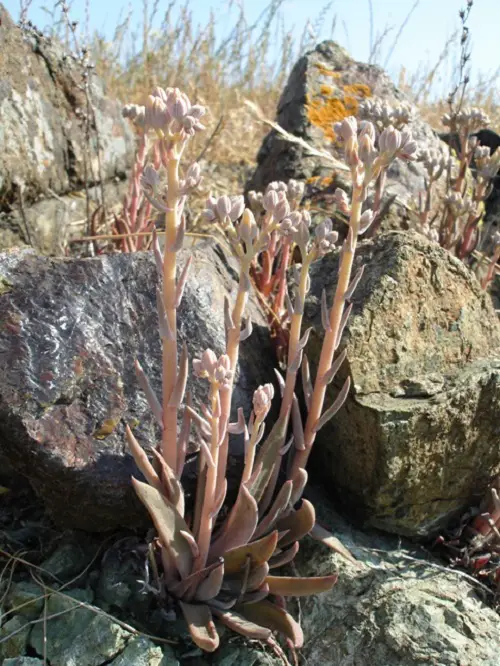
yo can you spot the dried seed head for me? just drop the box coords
[253,383,275,419]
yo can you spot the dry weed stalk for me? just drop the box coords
[120,87,417,652]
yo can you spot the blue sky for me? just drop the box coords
[5,0,500,98]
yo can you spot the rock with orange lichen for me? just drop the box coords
[247,41,448,232]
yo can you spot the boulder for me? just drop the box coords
[0,4,134,252]
[247,41,448,230]
[304,231,500,536]
[0,243,275,531]
[294,489,500,666]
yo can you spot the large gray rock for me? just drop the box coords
[304,231,500,536]
[29,588,130,665]
[0,243,275,531]
[247,41,448,230]
[0,4,134,253]
[294,490,500,666]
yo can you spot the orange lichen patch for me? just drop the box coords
[343,83,371,99]
[320,84,334,96]
[306,80,372,142]
[307,97,348,141]
[343,95,359,115]
[315,63,342,78]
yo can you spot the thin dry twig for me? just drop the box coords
[244,99,349,172]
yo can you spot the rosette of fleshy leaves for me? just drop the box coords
[127,358,338,653]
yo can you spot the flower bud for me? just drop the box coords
[279,211,301,237]
[293,219,310,249]
[333,116,358,141]
[216,195,232,219]
[359,209,374,235]
[145,96,170,130]
[287,179,305,203]
[273,193,291,221]
[263,189,278,212]
[266,181,288,194]
[358,120,376,142]
[248,190,263,214]
[193,349,218,379]
[314,219,338,255]
[141,165,160,192]
[229,196,245,221]
[379,125,401,154]
[202,196,218,222]
[184,162,202,190]
[214,355,232,387]
[238,209,258,244]
[122,104,146,129]
[359,133,377,167]
[334,188,350,215]
[253,383,275,419]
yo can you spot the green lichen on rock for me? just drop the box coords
[0,276,13,294]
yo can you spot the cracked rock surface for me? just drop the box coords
[0,242,275,531]
[0,3,134,253]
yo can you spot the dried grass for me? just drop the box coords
[29,0,499,176]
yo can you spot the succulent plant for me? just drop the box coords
[121,88,416,652]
